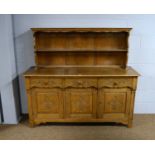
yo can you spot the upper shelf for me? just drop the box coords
[34,31,129,52]
[31,28,132,33]
[32,28,131,68]
[35,48,128,52]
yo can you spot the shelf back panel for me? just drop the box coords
[36,52,127,68]
[35,32,128,51]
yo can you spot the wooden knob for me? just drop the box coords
[77,80,82,85]
[113,82,117,86]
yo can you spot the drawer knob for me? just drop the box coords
[99,101,102,105]
[77,80,83,85]
[113,82,117,86]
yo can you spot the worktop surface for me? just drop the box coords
[24,66,140,77]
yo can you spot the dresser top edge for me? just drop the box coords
[24,66,140,77]
[31,28,132,33]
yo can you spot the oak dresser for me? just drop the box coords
[24,28,140,127]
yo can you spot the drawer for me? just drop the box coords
[98,78,134,89]
[64,78,97,88]
[30,78,63,88]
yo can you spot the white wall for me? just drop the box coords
[13,14,155,113]
[0,15,20,123]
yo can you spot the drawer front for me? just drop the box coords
[64,78,97,88]
[98,78,133,89]
[30,78,63,88]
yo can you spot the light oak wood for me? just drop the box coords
[24,28,139,127]
[65,88,97,119]
[24,66,140,77]
[31,28,132,33]
[32,28,130,68]
[97,88,131,119]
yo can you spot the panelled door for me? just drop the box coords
[97,88,131,120]
[32,88,64,120]
[65,88,97,119]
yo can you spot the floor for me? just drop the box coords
[0,114,155,140]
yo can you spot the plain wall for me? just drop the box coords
[12,14,155,113]
[0,15,20,123]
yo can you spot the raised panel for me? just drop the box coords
[104,92,126,113]
[65,88,96,118]
[37,91,60,113]
[70,92,92,113]
[98,88,131,119]
[32,88,64,119]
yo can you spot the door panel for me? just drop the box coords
[37,92,60,113]
[65,88,97,119]
[104,92,126,113]
[32,88,64,119]
[98,88,131,119]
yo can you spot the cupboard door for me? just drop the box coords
[32,88,64,119]
[98,88,131,119]
[65,88,97,119]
